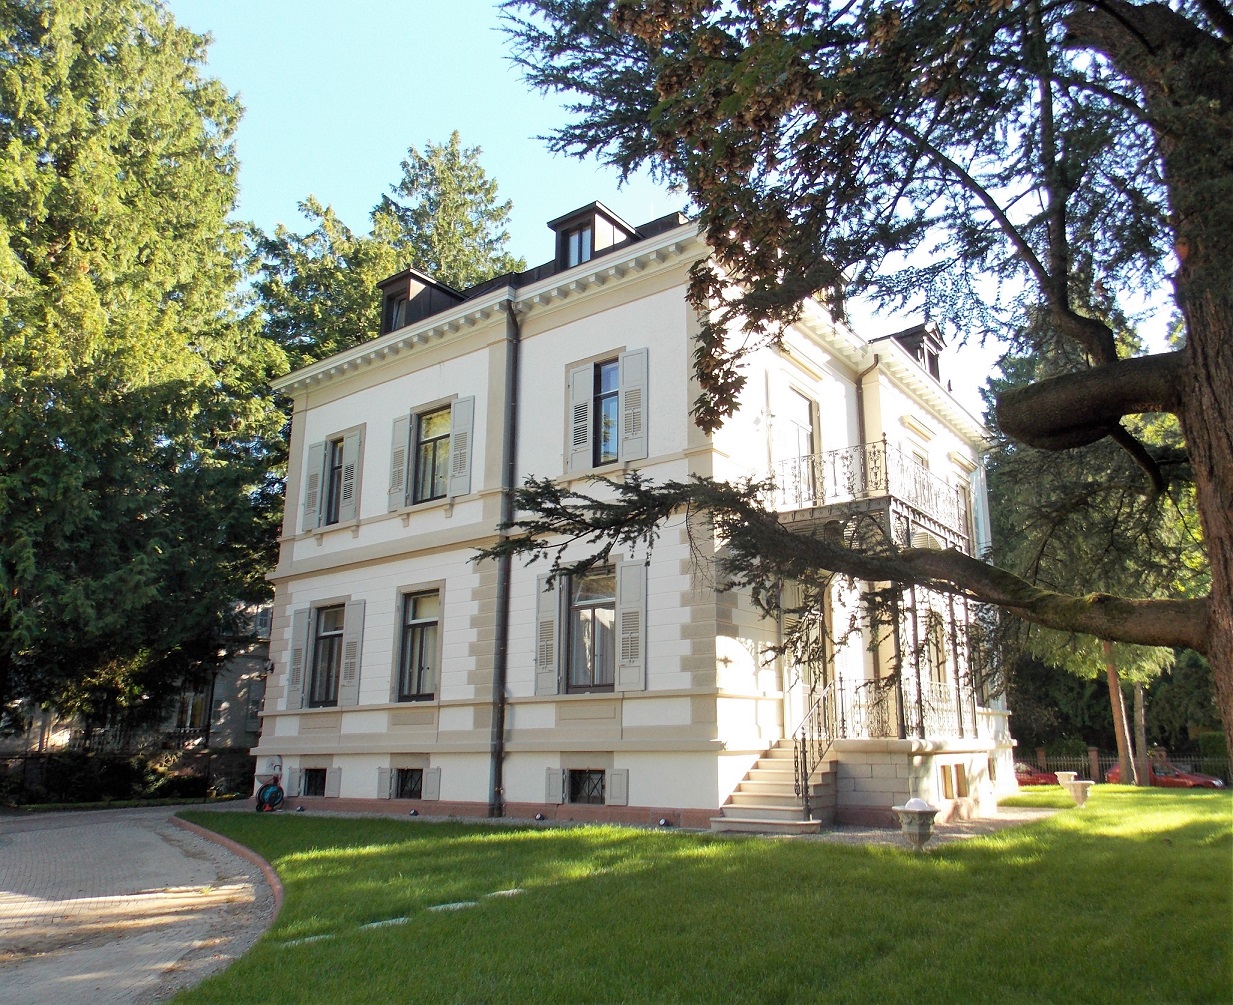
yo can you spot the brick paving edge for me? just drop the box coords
[170,814,284,923]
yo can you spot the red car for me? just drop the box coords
[1014,762,1058,786]
[1104,762,1226,788]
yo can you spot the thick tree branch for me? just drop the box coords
[996,350,1185,450]
[478,473,1209,655]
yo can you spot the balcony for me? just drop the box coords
[771,439,972,544]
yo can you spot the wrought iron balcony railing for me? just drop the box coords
[771,438,971,537]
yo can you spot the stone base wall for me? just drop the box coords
[279,795,716,830]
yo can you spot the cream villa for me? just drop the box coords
[253,202,1016,831]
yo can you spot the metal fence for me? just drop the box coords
[1029,752,1231,784]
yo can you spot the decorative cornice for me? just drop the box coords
[273,224,703,395]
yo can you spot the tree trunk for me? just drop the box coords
[1133,682,1150,788]
[1105,640,1136,784]
[1179,292,1233,762]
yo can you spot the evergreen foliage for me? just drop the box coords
[255,133,524,369]
[0,0,288,727]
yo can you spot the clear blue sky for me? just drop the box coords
[165,0,687,269]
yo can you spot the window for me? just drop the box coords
[302,428,363,531]
[413,407,451,503]
[535,562,646,696]
[398,591,439,701]
[564,223,593,267]
[568,570,616,692]
[568,769,605,804]
[309,605,345,707]
[287,600,365,710]
[303,768,327,798]
[566,349,647,473]
[388,398,474,510]
[395,767,424,799]
[926,614,947,685]
[593,359,619,466]
[388,294,409,332]
[175,691,208,731]
[323,437,345,525]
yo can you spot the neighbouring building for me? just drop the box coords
[253,202,1016,830]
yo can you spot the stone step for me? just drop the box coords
[709,816,821,835]
[728,791,801,810]
[753,760,797,776]
[738,779,800,797]
[717,802,809,821]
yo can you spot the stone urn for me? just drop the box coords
[1054,771,1078,786]
[892,797,940,851]
[1061,779,1095,807]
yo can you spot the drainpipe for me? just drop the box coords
[854,354,880,448]
[488,296,523,817]
[854,358,882,695]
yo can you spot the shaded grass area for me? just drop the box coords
[178,788,1231,1005]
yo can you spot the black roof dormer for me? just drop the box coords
[873,322,946,382]
[547,201,640,270]
[376,267,466,335]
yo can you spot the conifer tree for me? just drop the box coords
[0,0,287,727]
[501,0,1233,749]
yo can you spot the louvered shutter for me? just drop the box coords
[545,768,564,804]
[302,441,326,531]
[377,767,391,799]
[566,364,593,472]
[618,348,649,462]
[337,429,362,523]
[422,767,441,801]
[288,770,302,797]
[447,396,474,499]
[337,599,365,706]
[286,608,309,710]
[607,768,629,806]
[324,767,342,798]
[534,575,561,695]
[388,415,410,512]
[615,560,647,691]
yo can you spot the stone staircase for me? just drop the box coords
[710,739,837,835]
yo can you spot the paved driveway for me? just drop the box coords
[0,806,271,1005]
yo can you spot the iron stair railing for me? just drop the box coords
[792,679,838,821]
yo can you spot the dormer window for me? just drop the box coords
[387,295,409,332]
[565,224,593,267]
[549,202,638,272]
[375,268,465,335]
[873,323,946,384]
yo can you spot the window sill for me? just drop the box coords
[397,496,457,524]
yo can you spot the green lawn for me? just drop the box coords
[177,788,1231,1004]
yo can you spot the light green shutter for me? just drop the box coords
[302,441,326,531]
[447,396,474,498]
[615,561,647,691]
[376,767,391,799]
[535,575,561,695]
[607,768,629,806]
[388,415,410,512]
[423,767,441,801]
[545,768,564,804]
[337,599,365,707]
[286,608,309,710]
[618,348,648,462]
[567,364,592,472]
[324,767,341,798]
[337,429,362,523]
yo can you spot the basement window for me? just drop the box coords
[568,769,605,805]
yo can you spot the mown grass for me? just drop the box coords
[177,787,1231,1005]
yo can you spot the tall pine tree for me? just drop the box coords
[0,0,287,730]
